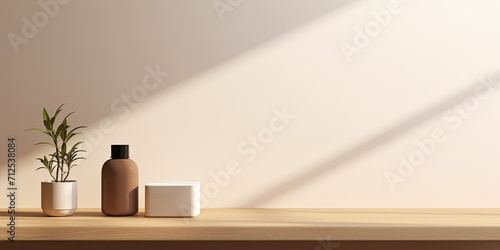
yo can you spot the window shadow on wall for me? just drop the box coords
[239,74,500,207]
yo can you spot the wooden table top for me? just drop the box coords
[2,208,500,241]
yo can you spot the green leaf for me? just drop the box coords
[61,129,67,141]
[65,133,77,143]
[35,166,46,171]
[39,156,48,166]
[50,117,56,128]
[65,126,86,143]
[30,104,86,181]
[34,142,56,147]
[74,150,86,156]
[62,112,74,123]
[26,127,45,133]
[43,120,51,130]
[68,126,86,135]
[54,104,64,119]
[61,143,67,154]
[26,128,52,138]
[69,141,84,153]
[43,108,49,122]
[43,155,50,165]
[56,123,65,137]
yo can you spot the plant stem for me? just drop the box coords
[53,132,60,182]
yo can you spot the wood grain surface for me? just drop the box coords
[2,208,500,241]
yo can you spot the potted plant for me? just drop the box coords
[27,104,86,216]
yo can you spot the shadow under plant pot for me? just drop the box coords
[41,180,77,216]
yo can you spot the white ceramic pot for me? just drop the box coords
[41,180,77,216]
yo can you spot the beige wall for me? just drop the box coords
[1,0,500,209]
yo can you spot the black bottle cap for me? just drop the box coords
[111,145,129,159]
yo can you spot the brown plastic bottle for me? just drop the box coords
[101,145,138,216]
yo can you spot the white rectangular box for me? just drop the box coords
[145,182,200,217]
